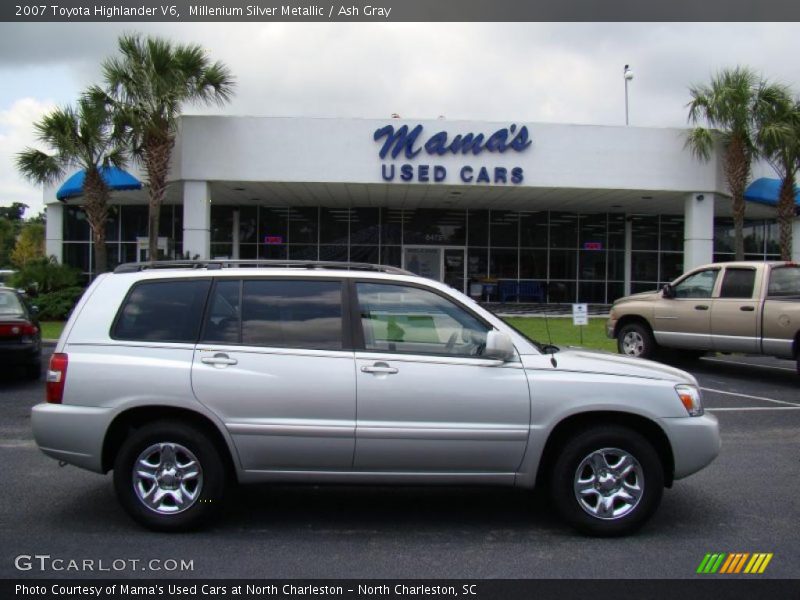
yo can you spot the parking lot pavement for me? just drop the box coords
[1,349,797,579]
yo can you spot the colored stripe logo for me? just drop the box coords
[697,553,773,574]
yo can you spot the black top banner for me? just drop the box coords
[3,0,800,22]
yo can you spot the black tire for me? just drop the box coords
[113,420,227,532]
[549,425,664,536]
[617,322,657,359]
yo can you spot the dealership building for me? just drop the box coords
[43,116,799,304]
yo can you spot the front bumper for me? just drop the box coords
[31,403,112,473]
[659,413,721,479]
[606,317,617,339]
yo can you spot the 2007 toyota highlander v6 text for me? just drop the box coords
[32,260,720,536]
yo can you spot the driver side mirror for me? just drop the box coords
[662,283,675,299]
[483,330,515,361]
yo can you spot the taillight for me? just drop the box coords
[46,353,68,404]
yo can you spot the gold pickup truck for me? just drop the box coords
[607,261,800,372]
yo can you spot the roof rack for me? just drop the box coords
[113,259,414,276]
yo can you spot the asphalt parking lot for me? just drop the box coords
[1,348,798,579]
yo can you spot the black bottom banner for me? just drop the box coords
[3,579,800,600]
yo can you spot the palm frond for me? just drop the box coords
[15,148,65,185]
[685,127,715,162]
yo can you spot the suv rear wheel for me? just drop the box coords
[550,425,664,536]
[113,421,226,531]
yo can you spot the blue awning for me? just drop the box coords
[744,177,800,209]
[56,167,142,201]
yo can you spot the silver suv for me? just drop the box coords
[33,260,720,536]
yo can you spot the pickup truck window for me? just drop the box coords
[673,269,718,298]
[719,268,756,299]
[768,266,800,297]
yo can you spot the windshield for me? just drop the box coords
[768,266,800,297]
[0,290,25,317]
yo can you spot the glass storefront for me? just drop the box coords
[207,206,630,304]
[62,204,782,305]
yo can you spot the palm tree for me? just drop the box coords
[686,67,786,260]
[756,90,800,260]
[94,34,235,261]
[16,94,125,274]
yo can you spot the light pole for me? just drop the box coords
[623,64,634,126]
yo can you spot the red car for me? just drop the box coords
[0,287,41,379]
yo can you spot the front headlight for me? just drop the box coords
[675,384,703,416]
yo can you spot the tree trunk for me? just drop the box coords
[724,135,751,261]
[777,174,796,261]
[143,135,175,261]
[82,168,110,275]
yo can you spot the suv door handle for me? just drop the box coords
[740,306,755,312]
[361,363,399,375]
[201,353,238,367]
[694,305,709,311]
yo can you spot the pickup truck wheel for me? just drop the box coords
[113,421,226,532]
[617,323,657,359]
[550,425,664,536]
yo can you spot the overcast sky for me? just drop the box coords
[1,22,800,215]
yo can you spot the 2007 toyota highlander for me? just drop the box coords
[32,260,720,536]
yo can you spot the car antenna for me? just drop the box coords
[542,301,557,368]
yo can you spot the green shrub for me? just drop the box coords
[9,257,80,294]
[33,287,85,320]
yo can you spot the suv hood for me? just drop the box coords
[527,347,697,385]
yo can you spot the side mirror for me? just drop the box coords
[30,305,39,316]
[662,283,675,299]
[484,330,515,361]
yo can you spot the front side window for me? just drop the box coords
[201,279,344,350]
[113,279,211,342]
[719,268,756,299]
[673,269,718,299]
[356,282,489,356]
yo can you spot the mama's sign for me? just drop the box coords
[373,123,531,185]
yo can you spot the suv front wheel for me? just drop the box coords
[113,421,226,531]
[617,322,657,359]
[550,425,664,536]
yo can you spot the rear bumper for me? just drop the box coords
[660,413,721,479]
[0,342,40,365]
[31,403,112,473]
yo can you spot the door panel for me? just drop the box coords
[355,354,529,472]
[191,278,356,471]
[653,268,718,350]
[192,347,356,470]
[353,281,530,473]
[711,267,759,353]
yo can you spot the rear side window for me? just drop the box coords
[768,266,800,297]
[719,268,756,299]
[113,279,211,343]
[201,279,343,350]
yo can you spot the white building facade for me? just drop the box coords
[44,116,792,303]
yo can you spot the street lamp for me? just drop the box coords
[623,64,634,126]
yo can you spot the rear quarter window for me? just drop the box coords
[112,279,211,343]
[768,266,800,297]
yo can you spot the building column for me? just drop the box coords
[232,208,240,260]
[182,181,211,260]
[792,217,800,263]
[684,193,714,271]
[623,216,632,295]
[45,202,63,263]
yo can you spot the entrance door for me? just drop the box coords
[403,246,466,293]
